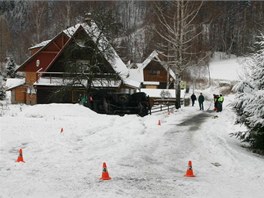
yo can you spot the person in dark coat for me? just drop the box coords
[217,94,224,112]
[213,94,220,111]
[198,93,204,110]
[190,93,197,106]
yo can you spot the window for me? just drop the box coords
[36,59,40,67]
[149,70,160,75]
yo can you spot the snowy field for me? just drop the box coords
[1,57,264,198]
[210,57,243,81]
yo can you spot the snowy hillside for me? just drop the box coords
[209,53,244,81]
[1,57,264,198]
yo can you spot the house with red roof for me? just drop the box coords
[9,17,140,105]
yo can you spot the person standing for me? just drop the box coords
[213,94,219,111]
[89,95,94,109]
[191,93,197,106]
[198,93,204,110]
[217,94,224,112]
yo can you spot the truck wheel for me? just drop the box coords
[138,103,147,117]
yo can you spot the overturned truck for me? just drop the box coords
[90,91,152,117]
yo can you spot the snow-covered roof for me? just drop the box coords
[127,68,144,83]
[29,40,52,50]
[128,50,176,85]
[63,22,140,88]
[122,78,142,89]
[142,50,176,80]
[5,78,25,90]
[140,50,160,70]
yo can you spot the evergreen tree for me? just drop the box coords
[0,87,5,100]
[5,57,16,78]
[0,72,5,100]
[232,33,264,151]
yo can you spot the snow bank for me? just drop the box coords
[1,97,264,198]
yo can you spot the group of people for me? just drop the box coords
[191,92,204,110]
[79,94,94,109]
[190,92,224,112]
[213,94,224,112]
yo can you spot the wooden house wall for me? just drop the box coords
[11,86,26,104]
[26,94,37,105]
[20,34,69,73]
[143,60,167,84]
[45,34,68,52]
[143,60,175,89]
[23,52,58,72]
[26,72,38,84]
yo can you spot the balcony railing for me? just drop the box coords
[35,71,121,87]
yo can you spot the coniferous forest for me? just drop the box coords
[0,0,264,67]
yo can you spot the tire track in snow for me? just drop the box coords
[163,111,211,158]
[113,111,210,196]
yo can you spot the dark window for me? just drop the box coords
[149,70,160,75]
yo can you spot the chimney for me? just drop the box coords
[85,12,92,26]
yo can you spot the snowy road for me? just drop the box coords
[1,98,264,198]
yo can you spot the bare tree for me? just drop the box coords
[154,0,206,108]
[28,1,48,43]
[51,12,122,102]
[52,0,75,32]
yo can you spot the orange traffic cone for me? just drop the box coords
[16,149,25,163]
[100,162,111,180]
[60,128,64,133]
[158,120,161,125]
[184,161,195,177]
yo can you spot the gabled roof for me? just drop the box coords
[5,78,25,91]
[16,31,68,72]
[140,50,161,70]
[127,68,144,83]
[16,20,141,89]
[63,22,130,79]
[29,40,52,50]
[63,22,140,88]
[128,50,176,84]
[139,50,176,80]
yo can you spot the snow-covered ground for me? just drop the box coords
[1,57,264,198]
[209,53,244,81]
